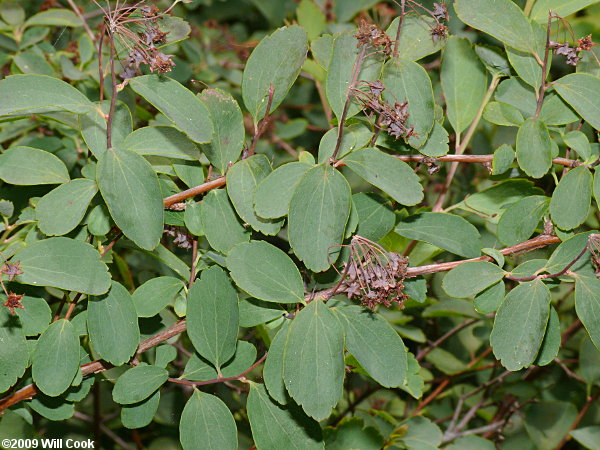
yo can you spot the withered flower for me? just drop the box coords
[0,261,23,281]
[3,292,25,315]
[355,19,393,55]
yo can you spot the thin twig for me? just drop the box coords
[416,319,479,361]
[505,242,589,281]
[331,46,367,161]
[392,0,406,57]
[170,352,268,387]
[66,0,96,42]
[248,84,275,157]
[106,30,118,150]
[555,390,600,449]
[188,238,198,289]
[534,12,553,119]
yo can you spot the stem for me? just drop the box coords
[331,46,367,161]
[188,238,198,289]
[555,390,600,449]
[416,319,479,361]
[432,73,501,212]
[170,353,268,387]
[392,0,406,58]
[163,176,226,207]
[248,84,275,157]
[524,0,536,16]
[534,12,553,119]
[106,30,118,150]
[66,0,96,42]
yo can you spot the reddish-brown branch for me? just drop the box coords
[163,176,226,207]
[248,84,275,157]
[556,390,600,449]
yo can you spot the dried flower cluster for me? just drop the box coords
[355,19,393,55]
[164,226,193,249]
[336,236,408,309]
[354,80,416,140]
[549,34,596,66]
[430,2,449,41]
[1,260,24,315]
[589,234,600,277]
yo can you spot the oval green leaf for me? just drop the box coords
[186,266,239,370]
[442,261,506,298]
[395,212,482,258]
[132,276,185,318]
[97,148,164,251]
[201,189,250,254]
[254,162,312,219]
[243,25,308,121]
[79,100,132,159]
[554,73,600,131]
[550,165,592,230]
[180,389,238,450]
[122,126,200,161]
[32,319,79,396]
[498,195,549,246]
[0,309,28,394]
[13,237,111,295]
[129,75,213,144]
[0,146,69,185]
[227,241,304,304]
[516,118,553,179]
[113,363,168,404]
[284,300,345,421]
[36,178,98,236]
[87,281,140,366]
[288,164,351,272]
[490,280,551,371]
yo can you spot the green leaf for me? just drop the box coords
[399,417,443,450]
[419,122,450,157]
[199,88,244,174]
[324,417,383,450]
[13,237,111,295]
[483,102,525,127]
[0,74,93,116]
[442,261,506,298]
[317,124,371,163]
[441,36,488,134]
[129,75,213,144]
[571,426,600,450]
[284,300,345,420]
[505,21,547,90]
[36,178,98,236]
[288,164,351,272]
[184,201,203,236]
[446,436,495,450]
[344,148,424,206]
[554,73,600,131]
[545,231,594,274]
[575,275,600,351]
[248,383,324,450]
[534,306,560,366]
[334,0,378,22]
[97,148,164,250]
[201,189,250,254]
[132,276,185,318]
[497,195,549,246]
[113,363,168,404]
[335,305,407,387]
[382,58,435,148]
[14,296,51,336]
[563,130,592,160]
[0,309,28,393]
[325,32,382,121]
[531,0,599,22]
[524,401,577,449]
[474,281,505,314]
[28,394,74,421]
[32,319,79,397]
[186,266,239,371]
[87,281,140,366]
[297,0,326,41]
[490,280,550,371]
[121,390,160,429]
[263,321,291,405]
[492,144,515,175]
[550,166,592,230]
[475,45,512,77]
[239,298,284,328]
[182,340,257,381]
[580,337,600,387]
[180,390,238,450]
[24,8,81,27]
[122,126,200,161]
[13,51,55,76]
[79,101,132,159]
[243,25,308,121]
[454,0,533,52]
[0,146,69,185]
[386,14,446,62]
[254,162,312,219]
[516,118,553,178]
[353,193,395,241]
[395,212,481,258]
[226,155,283,235]
[227,241,304,304]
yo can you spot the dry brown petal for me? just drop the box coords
[3,292,25,315]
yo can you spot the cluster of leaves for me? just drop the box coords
[1,0,600,449]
